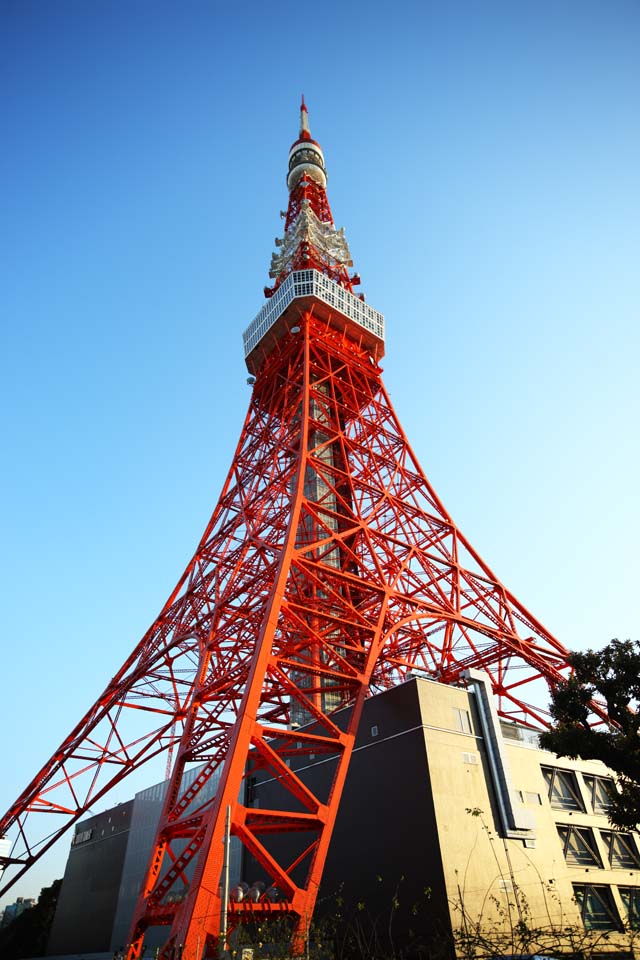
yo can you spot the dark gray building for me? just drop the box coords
[47,766,241,957]
[47,800,134,956]
[245,680,453,955]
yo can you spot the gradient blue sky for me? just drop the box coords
[1,0,639,906]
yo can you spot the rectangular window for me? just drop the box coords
[601,831,640,869]
[583,774,615,814]
[619,887,640,929]
[557,825,602,867]
[453,708,472,734]
[542,765,585,811]
[573,883,620,930]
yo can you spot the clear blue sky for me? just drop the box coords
[2,0,639,907]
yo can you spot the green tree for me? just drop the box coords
[0,879,61,959]
[540,638,640,829]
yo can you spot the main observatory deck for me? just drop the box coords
[243,269,385,375]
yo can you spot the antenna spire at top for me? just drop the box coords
[299,94,311,139]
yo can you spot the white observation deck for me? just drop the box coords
[243,270,385,375]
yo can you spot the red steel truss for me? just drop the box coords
[0,101,587,958]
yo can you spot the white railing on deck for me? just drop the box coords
[242,270,385,358]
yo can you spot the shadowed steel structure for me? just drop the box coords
[0,100,587,958]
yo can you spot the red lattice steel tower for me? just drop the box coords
[1,100,581,958]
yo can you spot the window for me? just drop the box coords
[453,708,472,734]
[542,765,585,811]
[619,887,640,929]
[583,774,615,814]
[557,825,602,867]
[573,884,620,930]
[601,831,640,869]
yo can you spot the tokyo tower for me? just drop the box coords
[1,100,580,958]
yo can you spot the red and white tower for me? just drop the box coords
[1,101,581,958]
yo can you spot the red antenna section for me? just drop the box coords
[0,103,590,960]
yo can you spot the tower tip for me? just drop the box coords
[299,95,311,139]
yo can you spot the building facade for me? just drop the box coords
[47,800,134,956]
[47,771,242,957]
[1,895,36,929]
[46,677,640,958]
[248,677,640,956]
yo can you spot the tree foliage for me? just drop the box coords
[0,879,61,960]
[540,638,640,829]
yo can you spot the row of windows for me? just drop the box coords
[242,269,385,357]
[574,883,640,931]
[558,824,640,869]
[542,765,615,814]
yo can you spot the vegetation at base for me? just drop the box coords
[222,876,442,960]
[225,875,640,960]
[452,885,640,960]
[540,639,640,829]
[0,879,61,960]
[224,892,640,960]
